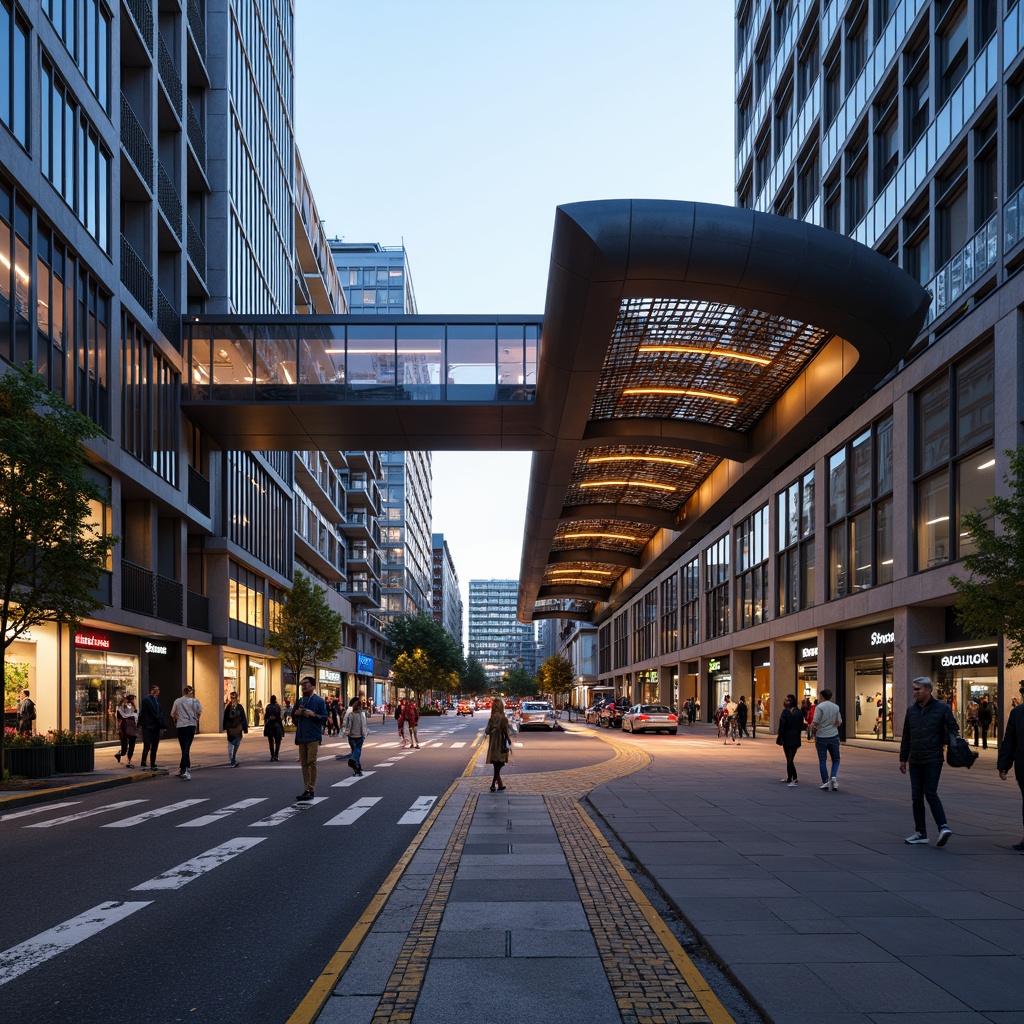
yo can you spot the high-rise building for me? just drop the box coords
[432,533,464,650]
[327,241,417,316]
[469,580,538,684]
[568,2,1024,742]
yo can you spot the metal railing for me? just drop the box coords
[188,465,210,515]
[124,0,153,52]
[157,164,182,238]
[926,213,998,324]
[156,574,184,623]
[120,235,153,314]
[187,215,206,280]
[1005,183,1024,256]
[120,93,153,186]
[187,104,206,166]
[157,33,182,115]
[187,0,207,61]
[122,559,184,623]
[158,289,180,350]
[187,590,209,632]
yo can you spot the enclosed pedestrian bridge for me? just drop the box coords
[181,200,930,625]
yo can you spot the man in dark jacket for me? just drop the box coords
[997,699,1024,850]
[293,676,328,801]
[899,676,958,847]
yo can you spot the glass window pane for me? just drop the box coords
[876,416,893,494]
[829,449,847,521]
[802,471,815,537]
[957,447,995,557]
[829,524,848,599]
[851,509,872,591]
[955,347,993,452]
[777,492,787,550]
[802,539,815,608]
[917,471,951,569]
[917,378,950,473]
[851,429,872,508]
[346,324,395,394]
[446,324,496,399]
[397,324,442,400]
[877,497,893,584]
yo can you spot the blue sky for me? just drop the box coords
[295,1,737,615]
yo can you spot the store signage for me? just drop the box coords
[939,649,993,668]
[708,659,721,672]
[75,631,110,649]
[320,668,341,682]
[870,630,895,647]
[144,641,168,655]
[801,646,818,660]
[357,653,374,675]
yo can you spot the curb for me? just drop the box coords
[0,769,169,811]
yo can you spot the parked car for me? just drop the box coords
[584,704,603,725]
[598,697,631,728]
[621,704,679,735]
[456,702,474,716]
[517,700,555,729]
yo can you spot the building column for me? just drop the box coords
[769,639,796,734]
[895,605,944,731]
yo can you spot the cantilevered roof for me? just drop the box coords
[179,200,929,625]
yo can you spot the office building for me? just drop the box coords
[432,533,464,650]
[469,579,537,684]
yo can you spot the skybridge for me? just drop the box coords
[180,200,930,623]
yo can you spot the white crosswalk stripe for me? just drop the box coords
[323,796,381,826]
[177,798,266,827]
[450,742,467,748]
[0,801,81,822]
[0,901,152,987]
[25,800,148,828]
[250,798,328,826]
[132,837,266,890]
[103,799,208,828]
[331,771,376,787]
[397,796,437,825]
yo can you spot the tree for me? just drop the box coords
[537,654,575,706]
[265,570,344,685]
[461,656,489,697]
[501,664,538,698]
[383,612,464,676]
[1,364,118,771]
[950,446,1024,666]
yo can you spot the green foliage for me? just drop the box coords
[461,656,489,696]
[3,729,50,748]
[950,446,1024,666]
[48,728,94,745]
[537,655,574,702]
[501,664,538,698]
[4,661,29,710]
[383,612,464,676]
[1,364,119,765]
[265,570,345,683]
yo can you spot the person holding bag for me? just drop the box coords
[484,698,513,792]
[223,690,248,767]
[170,685,202,780]
[114,693,139,768]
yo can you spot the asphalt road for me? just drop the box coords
[1,713,613,1024]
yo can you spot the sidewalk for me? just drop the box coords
[298,723,1024,1024]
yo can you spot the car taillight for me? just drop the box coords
[668,714,678,721]
[637,715,648,721]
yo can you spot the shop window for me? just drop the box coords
[705,535,730,640]
[736,505,769,629]
[778,470,816,616]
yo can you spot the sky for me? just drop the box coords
[294,1,737,623]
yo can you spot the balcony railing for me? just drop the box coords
[187,465,210,515]
[120,93,153,187]
[120,235,153,314]
[187,0,207,61]
[157,164,182,238]
[1005,183,1024,256]
[187,590,209,631]
[926,213,998,324]
[187,104,206,166]
[122,559,184,623]
[157,32,182,115]
[187,215,206,280]
[158,289,180,349]
[124,0,153,52]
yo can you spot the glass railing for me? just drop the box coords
[1005,183,1024,255]
[925,214,998,325]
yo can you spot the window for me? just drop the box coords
[705,535,730,639]
[875,0,898,41]
[938,2,969,103]
[824,173,841,232]
[598,624,611,675]
[797,144,820,217]
[738,83,753,141]
[914,346,994,570]
[660,575,678,654]
[903,207,931,286]
[973,115,998,224]
[0,1,28,146]
[873,81,899,190]
[774,83,794,157]
[845,2,868,92]
[904,33,930,148]
[797,29,819,104]
[43,0,112,109]
[681,557,700,648]
[754,30,771,94]
[755,129,772,191]
[632,592,657,662]
[937,156,968,262]
[845,129,868,231]
[612,613,628,670]
[774,0,793,51]
[1011,74,1024,194]
[736,505,769,629]
[824,45,842,123]
[828,416,894,598]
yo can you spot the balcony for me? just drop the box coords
[925,214,998,325]
[187,465,210,515]
[158,289,180,350]
[343,577,381,607]
[187,590,209,631]
[120,235,153,315]
[120,93,154,190]
[157,32,183,120]
[339,510,375,544]
[186,215,207,284]
[157,165,182,241]
[124,0,154,53]
[122,559,183,624]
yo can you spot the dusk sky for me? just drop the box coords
[294,1,736,622]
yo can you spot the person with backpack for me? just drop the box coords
[263,694,284,761]
[223,690,248,767]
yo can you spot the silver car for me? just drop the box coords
[518,700,555,730]
[621,704,679,735]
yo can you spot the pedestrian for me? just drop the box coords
[254,699,263,727]
[223,690,248,767]
[293,675,328,801]
[16,689,36,735]
[342,696,368,775]
[484,697,512,792]
[283,696,293,726]
[997,698,1024,851]
[737,695,750,738]
[170,685,202,780]
[811,687,842,791]
[328,696,341,736]
[139,683,166,771]
[395,698,408,746]
[263,694,284,760]
[777,694,804,785]
[402,698,420,748]
[977,697,994,750]
[967,699,980,746]
[114,693,139,768]
[899,676,958,846]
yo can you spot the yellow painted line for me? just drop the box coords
[574,802,737,1024]
[285,742,480,1024]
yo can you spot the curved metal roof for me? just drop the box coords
[517,199,930,623]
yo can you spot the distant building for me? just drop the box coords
[469,580,537,684]
[432,533,464,650]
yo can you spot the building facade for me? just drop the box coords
[469,579,538,684]
[564,0,1024,745]
[432,532,464,650]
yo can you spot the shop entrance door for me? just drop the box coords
[851,656,894,740]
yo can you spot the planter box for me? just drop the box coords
[3,745,57,779]
[54,744,95,774]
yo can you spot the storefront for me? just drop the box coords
[752,649,770,726]
[842,622,895,741]
[922,642,1000,743]
[707,656,731,717]
[319,667,342,703]
[637,668,659,703]
[74,630,140,740]
[796,643,818,704]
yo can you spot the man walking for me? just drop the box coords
[222,689,248,767]
[900,676,958,846]
[16,689,35,735]
[139,683,166,771]
[293,676,328,801]
[811,687,842,790]
[341,696,368,775]
[997,697,1024,850]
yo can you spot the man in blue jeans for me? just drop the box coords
[811,687,842,790]
[899,676,958,846]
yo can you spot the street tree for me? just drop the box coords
[537,654,574,707]
[950,445,1024,667]
[501,664,538,698]
[383,612,464,675]
[1,364,118,771]
[461,656,489,697]
[265,570,344,686]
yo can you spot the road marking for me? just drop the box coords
[250,798,328,825]
[103,800,209,828]
[331,771,376,787]
[371,762,395,768]
[323,796,381,826]
[0,801,82,822]
[25,800,148,828]
[177,798,266,827]
[397,796,437,825]
[0,901,152,987]
[450,742,466,748]
[377,742,401,748]
[132,837,266,890]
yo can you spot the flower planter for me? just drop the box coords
[3,745,56,779]
[54,744,95,774]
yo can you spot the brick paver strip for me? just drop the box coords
[368,792,478,1024]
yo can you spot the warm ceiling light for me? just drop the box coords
[580,480,676,492]
[638,344,771,366]
[586,454,694,467]
[562,532,641,542]
[623,387,740,403]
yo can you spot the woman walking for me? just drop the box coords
[114,693,139,768]
[223,690,248,766]
[170,685,202,780]
[777,693,805,787]
[484,698,513,792]
[263,694,284,761]
[343,696,368,775]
